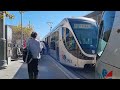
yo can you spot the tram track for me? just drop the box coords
[62,64,95,79]
[49,54,95,79]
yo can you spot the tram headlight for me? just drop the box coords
[92,50,95,54]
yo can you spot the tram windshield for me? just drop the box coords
[97,11,115,57]
[68,18,98,54]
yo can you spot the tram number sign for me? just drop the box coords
[74,24,91,29]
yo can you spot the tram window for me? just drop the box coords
[97,11,115,57]
[50,36,55,50]
[69,37,76,50]
[50,41,55,50]
[62,27,78,57]
[103,11,115,42]
[68,18,98,54]
[66,28,69,36]
[47,36,50,47]
[50,31,59,50]
[55,31,59,50]
[55,31,59,41]
[62,27,93,60]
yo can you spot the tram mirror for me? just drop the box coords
[117,29,120,33]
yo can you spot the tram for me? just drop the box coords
[43,17,98,68]
[96,11,120,79]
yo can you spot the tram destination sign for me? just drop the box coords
[74,24,92,29]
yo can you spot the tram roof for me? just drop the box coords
[67,17,96,22]
[42,17,96,40]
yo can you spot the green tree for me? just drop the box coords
[0,11,14,19]
[10,24,33,44]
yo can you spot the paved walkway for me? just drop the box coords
[0,55,69,79]
[0,59,23,79]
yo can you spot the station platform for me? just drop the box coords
[0,55,78,79]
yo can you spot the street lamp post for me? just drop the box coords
[47,22,53,34]
[47,22,53,50]
[21,12,23,47]
[19,11,24,48]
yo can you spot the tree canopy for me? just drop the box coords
[0,11,14,19]
[10,24,34,44]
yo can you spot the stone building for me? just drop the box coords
[84,11,103,26]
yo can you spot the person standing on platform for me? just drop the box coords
[26,32,42,79]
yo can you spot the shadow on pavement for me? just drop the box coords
[12,55,69,79]
[12,63,28,79]
[0,66,7,70]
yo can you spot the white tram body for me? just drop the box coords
[43,17,98,68]
[96,11,120,79]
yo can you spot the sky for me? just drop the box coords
[6,11,93,40]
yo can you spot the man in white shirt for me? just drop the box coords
[40,41,46,54]
[26,32,42,79]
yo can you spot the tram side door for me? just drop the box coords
[59,27,73,64]
[59,28,65,63]
[56,31,59,61]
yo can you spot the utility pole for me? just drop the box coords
[47,22,53,48]
[19,11,24,48]
[47,22,53,34]
[0,11,7,67]
[29,21,31,28]
[21,12,23,47]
